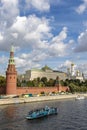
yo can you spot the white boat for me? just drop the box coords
[76,95,85,100]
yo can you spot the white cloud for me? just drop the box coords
[49,42,67,57]
[15,55,41,74]
[76,4,86,14]
[32,51,48,62]
[0,55,8,75]
[76,0,87,14]
[0,0,74,75]
[25,0,50,12]
[0,0,19,51]
[10,26,73,74]
[11,33,18,39]
[0,0,19,27]
[0,33,3,40]
[58,62,87,76]
[48,27,71,57]
[0,55,8,64]
[13,26,74,74]
[0,14,52,51]
[56,60,72,72]
[77,63,87,76]
[10,15,52,49]
[59,60,72,68]
[1,0,84,75]
[15,57,27,68]
[74,30,87,52]
[11,16,27,34]
[15,49,48,69]
[51,27,67,43]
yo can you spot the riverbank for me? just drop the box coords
[0,93,87,105]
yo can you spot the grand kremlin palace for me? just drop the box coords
[18,66,67,82]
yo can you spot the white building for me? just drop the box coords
[67,63,84,81]
[18,65,67,81]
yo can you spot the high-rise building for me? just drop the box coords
[6,45,17,95]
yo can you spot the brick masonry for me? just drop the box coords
[0,86,69,95]
[16,86,69,95]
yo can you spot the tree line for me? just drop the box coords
[60,79,87,93]
[17,77,56,87]
[1,75,87,93]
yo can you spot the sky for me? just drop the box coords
[0,0,87,77]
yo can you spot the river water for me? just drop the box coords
[0,98,87,130]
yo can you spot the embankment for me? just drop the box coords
[0,94,87,105]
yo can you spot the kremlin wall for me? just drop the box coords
[0,46,69,95]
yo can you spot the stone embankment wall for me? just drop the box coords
[0,94,76,105]
[0,93,87,105]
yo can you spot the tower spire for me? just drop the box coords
[9,45,15,65]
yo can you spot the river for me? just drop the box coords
[0,98,87,130]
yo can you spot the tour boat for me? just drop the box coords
[75,95,85,100]
[26,106,58,120]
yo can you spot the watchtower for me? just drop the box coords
[6,45,17,95]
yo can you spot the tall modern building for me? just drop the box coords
[6,46,17,95]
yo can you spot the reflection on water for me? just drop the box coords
[0,98,87,130]
[4,106,16,118]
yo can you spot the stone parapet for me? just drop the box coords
[1,93,87,105]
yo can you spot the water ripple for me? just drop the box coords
[0,98,87,130]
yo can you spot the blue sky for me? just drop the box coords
[0,0,87,77]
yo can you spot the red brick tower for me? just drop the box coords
[6,45,17,95]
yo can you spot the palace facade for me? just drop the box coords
[18,65,67,82]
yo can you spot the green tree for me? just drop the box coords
[69,83,76,93]
[41,77,47,86]
[32,78,39,87]
[0,76,6,87]
[27,80,34,87]
[47,78,55,86]
[38,81,45,87]
[17,78,21,87]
